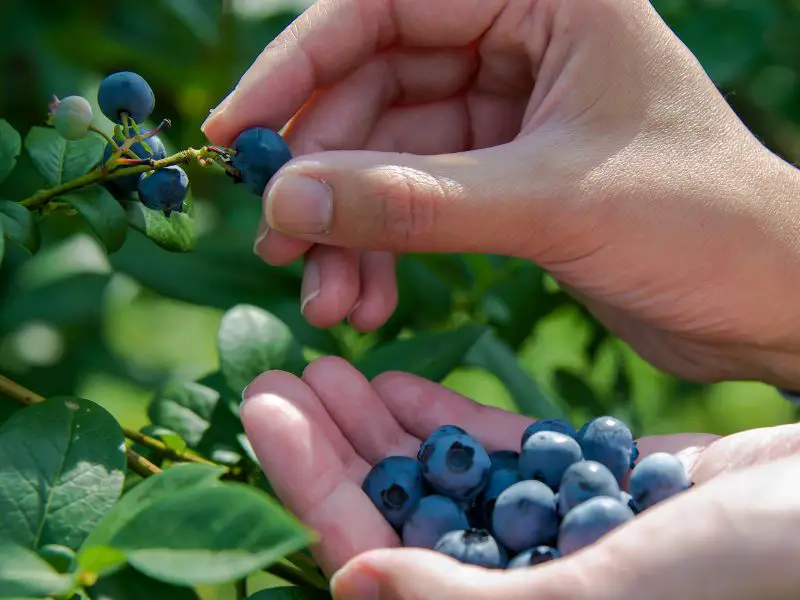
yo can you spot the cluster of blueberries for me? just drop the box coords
[51,70,294,216]
[363,416,692,569]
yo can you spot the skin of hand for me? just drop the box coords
[240,356,800,600]
[202,0,800,388]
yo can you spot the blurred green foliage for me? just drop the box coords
[1,0,799,487]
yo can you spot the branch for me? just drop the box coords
[123,428,217,466]
[126,448,162,477]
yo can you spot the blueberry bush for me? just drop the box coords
[0,0,798,598]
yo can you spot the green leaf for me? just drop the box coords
[356,326,490,381]
[106,484,313,586]
[147,381,243,458]
[217,304,304,396]
[77,546,127,579]
[82,463,225,552]
[0,536,75,598]
[24,126,103,188]
[0,120,21,185]
[553,368,606,416]
[124,199,196,252]
[37,544,77,574]
[61,185,128,253]
[0,199,40,254]
[0,219,4,267]
[247,588,332,600]
[465,332,565,419]
[87,566,200,600]
[0,397,126,550]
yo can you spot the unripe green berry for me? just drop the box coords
[52,96,93,140]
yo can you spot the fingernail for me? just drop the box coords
[330,568,379,600]
[347,300,362,322]
[300,261,321,316]
[201,89,236,131]
[253,220,270,255]
[265,174,333,235]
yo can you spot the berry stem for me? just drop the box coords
[18,146,229,211]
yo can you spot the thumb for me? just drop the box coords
[261,144,571,257]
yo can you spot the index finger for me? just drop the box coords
[201,0,507,145]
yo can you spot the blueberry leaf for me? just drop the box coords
[87,565,200,600]
[247,588,332,600]
[60,185,128,253]
[0,219,4,267]
[124,194,196,252]
[217,304,305,396]
[147,381,243,458]
[0,119,22,185]
[104,484,314,586]
[0,397,126,551]
[24,126,103,188]
[0,536,75,598]
[356,325,490,381]
[0,199,40,254]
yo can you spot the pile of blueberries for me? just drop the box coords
[52,70,293,216]
[363,416,692,569]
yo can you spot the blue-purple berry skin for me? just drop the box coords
[137,166,189,216]
[477,468,521,532]
[507,546,561,569]
[98,71,155,123]
[619,491,639,514]
[521,418,578,447]
[418,433,491,503]
[417,425,468,462]
[519,430,583,491]
[558,460,620,517]
[102,132,167,195]
[362,456,426,528]
[629,452,691,511]
[402,495,470,549]
[577,416,634,485]
[492,480,559,553]
[488,450,519,473]
[231,127,293,196]
[433,528,507,569]
[558,496,634,555]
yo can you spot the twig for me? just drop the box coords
[123,428,217,466]
[126,448,162,477]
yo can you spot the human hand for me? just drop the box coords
[240,357,800,600]
[202,0,800,387]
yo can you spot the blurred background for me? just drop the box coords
[1,0,799,459]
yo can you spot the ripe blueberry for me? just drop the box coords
[507,545,561,569]
[558,460,620,517]
[519,430,583,491]
[418,432,491,503]
[97,71,155,124]
[629,452,691,511]
[137,166,189,217]
[619,491,639,514]
[491,480,559,553]
[630,439,640,468]
[521,418,578,447]
[362,456,425,528]
[488,450,519,473]
[102,133,167,195]
[476,467,520,532]
[558,496,634,555]
[433,528,507,569]
[577,416,634,484]
[51,96,93,141]
[417,425,468,462]
[230,127,293,196]
[402,495,470,549]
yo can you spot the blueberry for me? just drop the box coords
[97,71,155,124]
[492,480,559,553]
[417,425,468,462]
[557,496,634,555]
[488,450,519,473]
[433,528,507,569]
[507,546,561,569]
[476,468,521,532]
[102,132,167,195]
[51,96,93,141]
[419,432,491,502]
[558,460,620,517]
[629,452,691,511]
[402,495,470,549]
[519,431,583,491]
[521,418,578,447]
[577,416,634,484]
[137,166,189,217]
[619,491,639,514]
[362,456,426,528]
[231,127,293,196]
[630,439,640,468]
